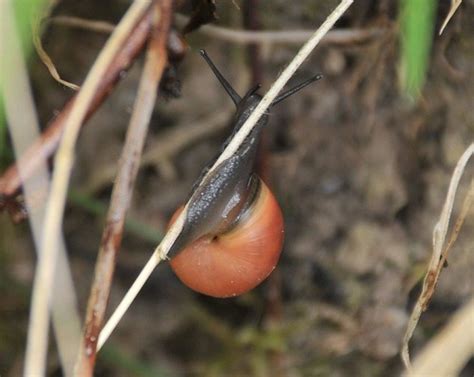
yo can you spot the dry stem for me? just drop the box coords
[53,13,381,46]
[439,0,463,35]
[73,2,171,375]
[33,27,80,91]
[177,14,381,45]
[23,1,153,375]
[97,0,354,350]
[0,2,81,375]
[0,12,151,199]
[402,143,474,369]
[0,9,379,201]
[405,298,474,376]
[32,0,80,90]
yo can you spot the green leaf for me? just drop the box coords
[11,0,48,55]
[399,0,438,99]
[0,0,48,166]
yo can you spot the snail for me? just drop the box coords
[167,50,321,298]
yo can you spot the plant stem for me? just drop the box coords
[97,0,354,350]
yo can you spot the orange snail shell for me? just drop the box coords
[169,180,284,298]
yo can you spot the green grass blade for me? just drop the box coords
[399,0,438,99]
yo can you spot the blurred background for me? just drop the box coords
[1,0,473,376]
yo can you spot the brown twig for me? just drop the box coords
[23,1,154,374]
[52,15,116,34]
[0,12,152,200]
[73,1,172,375]
[0,2,81,374]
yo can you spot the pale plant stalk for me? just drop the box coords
[405,298,474,376]
[98,0,354,350]
[75,2,171,373]
[0,2,81,375]
[402,143,474,368]
[23,1,152,375]
[439,0,463,35]
[52,14,380,45]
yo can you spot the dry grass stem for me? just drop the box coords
[32,0,80,90]
[97,0,354,350]
[23,1,152,375]
[439,179,473,267]
[439,0,463,35]
[0,3,81,375]
[52,15,116,34]
[405,298,474,376]
[176,14,381,45]
[0,14,151,199]
[401,143,474,369]
[74,1,171,374]
[52,13,379,46]
[33,20,80,90]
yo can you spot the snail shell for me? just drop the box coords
[169,179,284,298]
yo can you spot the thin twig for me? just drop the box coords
[74,2,171,375]
[0,12,151,199]
[439,180,473,268]
[82,108,233,194]
[23,1,153,375]
[0,3,81,376]
[0,11,380,201]
[439,0,463,35]
[405,298,474,376]
[52,14,382,46]
[52,15,116,34]
[97,0,354,351]
[401,143,474,369]
[176,14,379,45]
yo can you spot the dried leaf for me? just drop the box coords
[33,28,80,90]
[401,143,474,369]
[33,3,80,90]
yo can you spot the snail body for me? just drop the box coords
[167,50,321,298]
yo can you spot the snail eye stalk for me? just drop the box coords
[271,74,323,106]
[200,49,241,107]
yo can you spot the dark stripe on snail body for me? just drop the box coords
[168,50,321,298]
